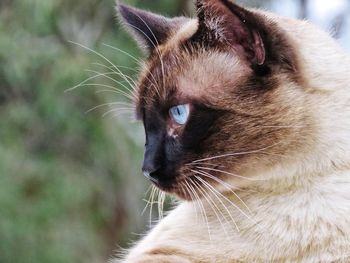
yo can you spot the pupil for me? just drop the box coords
[177,107,181,115]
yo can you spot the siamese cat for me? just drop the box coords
[112,0,350,262]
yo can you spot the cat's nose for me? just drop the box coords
[142,132,163,184]
[142,147,162,184]
[142,165,161,184]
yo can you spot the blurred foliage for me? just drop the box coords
[0,0,175,262]
[0,0,268,262]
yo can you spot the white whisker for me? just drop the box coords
[180,183,199,223]
[193,178,233,239]
[102,108,134,118]
[90,62,138,90]
[191,143,282,164]
[102,43,160,92]
[84,69,137,98]
[102,43,143,65]
[197,166,265,181]
[86,102,133,114]
[157,191,166,220]
[185,179,212,242]
[194,168,256,213]
[67,70,137,101]
[78,83,134,101]
[186,162,222,167]
[68,41,136,94]
[193,174,257,226]
[92,62,138,73]
[193,174,240,232]
[141,185,153,216]
[149,186,157,226]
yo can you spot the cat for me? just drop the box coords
[112,0,350,262]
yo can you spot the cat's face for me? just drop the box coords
[119,0,312,199]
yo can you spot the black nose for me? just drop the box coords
[142,129,165,185]
[142,166,161,184]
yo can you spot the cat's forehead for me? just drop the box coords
[177,52,249,100]
[160,19,198,51]
[136,43,249,114]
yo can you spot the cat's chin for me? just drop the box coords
[150,180,196,201]
[171,187,193,201]
[153,177,210,201]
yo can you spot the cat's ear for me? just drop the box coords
[117,2,187,54]
[194,0,266,66]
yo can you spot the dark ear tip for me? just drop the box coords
[115,0,123,7]
[117,1,144,25]
[116,2,137,27]
[115,0,121,10]
[116,1,125,14]
[116,1,130,19]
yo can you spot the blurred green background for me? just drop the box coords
[0,0,348,262]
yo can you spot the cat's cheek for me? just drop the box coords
[166,122,183,139]
[167,127,178,138]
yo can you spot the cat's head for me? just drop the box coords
[118,0,312,199]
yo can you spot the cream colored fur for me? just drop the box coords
[114,11,350,263]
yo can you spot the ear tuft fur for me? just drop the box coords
[193,0,266,66]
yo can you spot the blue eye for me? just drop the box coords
[169,104,190,125]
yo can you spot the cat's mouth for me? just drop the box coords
[150,175,216,201]
[143,170,177,191]
[144,164,224,200]
[144,172,194,200]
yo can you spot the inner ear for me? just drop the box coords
[193,0,266,66]
[117,2,188,54]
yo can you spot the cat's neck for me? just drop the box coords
[268,13,350,91]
